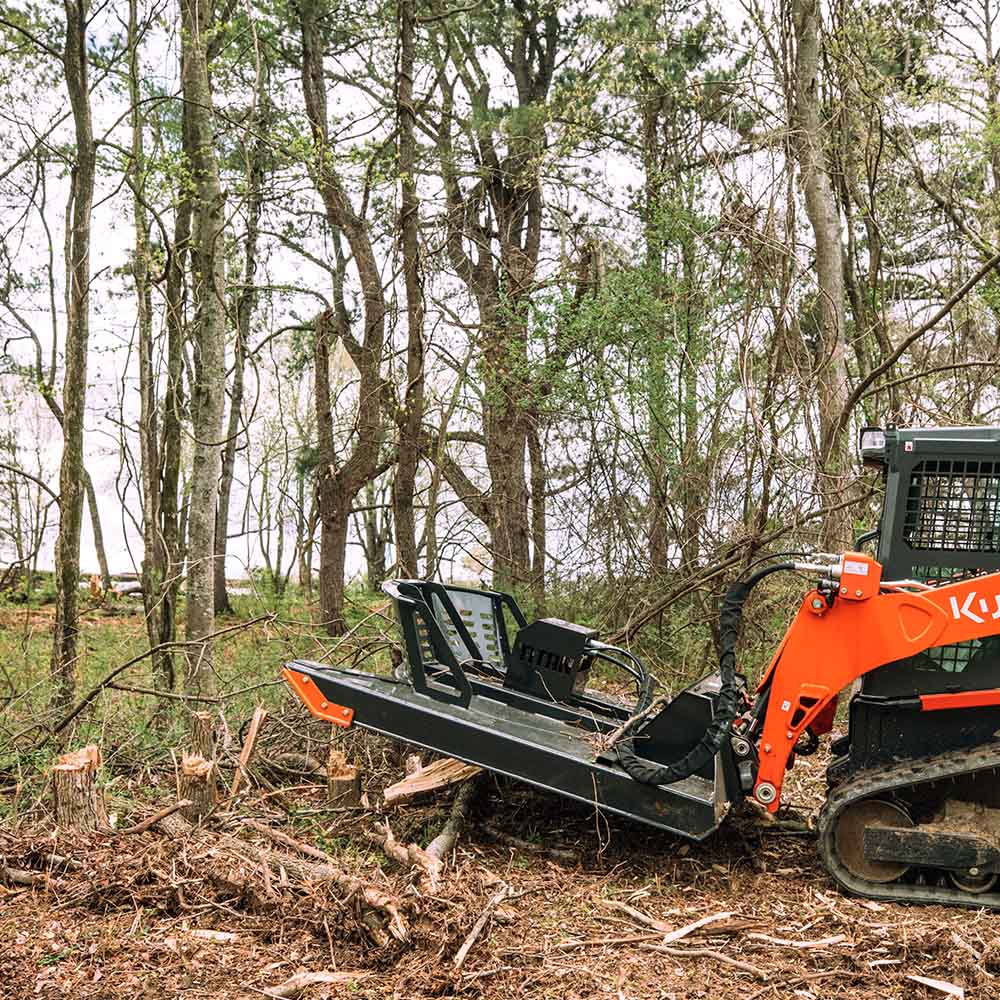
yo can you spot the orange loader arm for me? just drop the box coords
[752,552,1000,812]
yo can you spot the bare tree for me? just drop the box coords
[299,0,388,635]
[50,0,97,709]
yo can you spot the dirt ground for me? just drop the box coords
[2,744,996,1000]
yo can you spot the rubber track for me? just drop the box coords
[817,741,1000,910]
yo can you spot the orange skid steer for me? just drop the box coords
[285,426,1000,908]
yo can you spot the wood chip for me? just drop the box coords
[189,929,239,944]
[906,976,964,998]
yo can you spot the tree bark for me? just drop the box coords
[50,0,96,710]
[179,753,216,822]
[789,0,851,548]
[181,0,226,697]
[128,0,174,694]
[393,0,425,579]
[82,470,111,592]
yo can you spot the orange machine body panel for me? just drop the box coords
[754,553,1000,811]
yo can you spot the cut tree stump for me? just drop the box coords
[327,748,361,807]
[189,710,216,760]
[52,745,109,831]
[179,754,216,821]
[383,757,481,807]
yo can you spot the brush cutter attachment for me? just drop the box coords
[283,579,747,840]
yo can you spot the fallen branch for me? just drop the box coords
[120,799,193,836]
[0,864,61,888]
[598,898,670,932]
[260,970,368,999]
[661,910,735,944]
[547,932,665,951]
[640,943,767,981]
[49,615,275,737]
[453,885,511,971]
[239,821,407,941]
[425,778,479,864]
[746,932,847,949]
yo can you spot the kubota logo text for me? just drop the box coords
[949,591,1000,624]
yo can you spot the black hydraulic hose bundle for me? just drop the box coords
[617,563,794,787]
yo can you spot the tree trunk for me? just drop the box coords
[392,0,424,579]
[327,747,361,807]
[181,0,226,697]
[82,470,111,592]
[158,182,191,687]
[215,117,266,616]
[300,0,387,636]
[527,418,546,614]
[128,0,173,693]
[50,0,96,710]
[790,0,851,548]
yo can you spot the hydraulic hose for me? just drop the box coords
[616,562,795,787]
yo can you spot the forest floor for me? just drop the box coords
[1,604,997,999]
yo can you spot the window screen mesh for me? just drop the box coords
[909,565,994,673]
[904,460,1000,551]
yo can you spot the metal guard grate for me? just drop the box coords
[904,459,1000,551]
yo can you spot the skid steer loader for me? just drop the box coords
[285,425,1000,908]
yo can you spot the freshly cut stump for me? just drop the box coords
[179,753,216,821]
[327,748,361,807]
[52,744,109,831]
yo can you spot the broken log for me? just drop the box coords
[371,775,481,892]
[383,756,481,806]
[327,748,361,807]
[179,754,216,821]
[52,745,109,831]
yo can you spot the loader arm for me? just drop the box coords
[753,552,1000,811]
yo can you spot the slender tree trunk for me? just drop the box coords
[82,471,111,591]
[159,193,190,679]
[526,418,546,614]
[215,118,266,615]
[51,0,96,710]
[790,0,850,548]
[393,0,424,578]
[181,0,226,697]
[129,0,172,691]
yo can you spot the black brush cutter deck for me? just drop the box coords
[284,579,743,839]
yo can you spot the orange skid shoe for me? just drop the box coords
[282,666,354,727]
